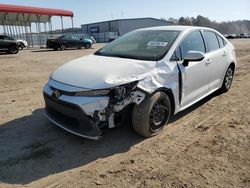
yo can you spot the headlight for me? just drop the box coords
[74,81,138,99]
[110,81,138,102]
[75,89,110,96]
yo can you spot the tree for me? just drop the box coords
[178,17,193,25]
[193,15,212,27]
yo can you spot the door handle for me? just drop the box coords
[205,59,212,65]
[222,52,227,57]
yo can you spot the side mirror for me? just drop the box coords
[183,51,205,67]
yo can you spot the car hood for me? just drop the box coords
[51,54,156,89]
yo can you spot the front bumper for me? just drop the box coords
[43,83,109,140]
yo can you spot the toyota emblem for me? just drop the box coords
[53,90,61,98]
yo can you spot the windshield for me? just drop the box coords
[95,30,180,61]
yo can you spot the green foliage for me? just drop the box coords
[177,15,250,34]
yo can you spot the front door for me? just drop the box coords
[175,30,211,108]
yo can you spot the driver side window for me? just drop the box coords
[180,31,205,59]
[171,31,205,61]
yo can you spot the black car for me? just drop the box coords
[0,35,19,54]
[46,35,93,51]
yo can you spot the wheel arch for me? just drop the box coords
[229,62,236,72]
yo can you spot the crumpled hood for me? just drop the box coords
[51,54,156,89]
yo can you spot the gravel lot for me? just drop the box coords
[0,40,249,188]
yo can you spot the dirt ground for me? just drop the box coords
[0,40,249,188]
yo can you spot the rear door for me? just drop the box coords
[173,30,211,108]
[202,31,229,90]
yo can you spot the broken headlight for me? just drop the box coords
[74,81,138,100]
[109,81,138,102]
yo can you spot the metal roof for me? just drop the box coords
[81,17,173,26]
[0,4,73,25]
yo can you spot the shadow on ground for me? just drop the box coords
[0,91,219,185]
[0,109,144,185]
[0,52,18,56]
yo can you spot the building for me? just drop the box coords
[81,17,173,42]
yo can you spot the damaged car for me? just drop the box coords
[43,26,236,139]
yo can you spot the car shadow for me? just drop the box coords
[0,91,221,185]
[0,108,143,185]
[0,52,17,56]
[170,90,220,123]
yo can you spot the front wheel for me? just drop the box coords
[132,92,171,138]
[85,43,91,49]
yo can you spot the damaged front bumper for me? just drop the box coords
[43,81,145,140]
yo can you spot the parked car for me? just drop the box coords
[76,34,96,43]
[0,35,19,54]
[0,35,27,50]
[225,34,238,39]
[46,34,93,51]
[43,26,236,139]
[239,33,249,39]
[16,39,28,49]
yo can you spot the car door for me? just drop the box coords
[61,35,72,47]
[71,35,82,47]
[202,31,229,90]
[0,36,7,49]
[173,30,211,108]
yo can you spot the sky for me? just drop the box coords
[0,0,249,30]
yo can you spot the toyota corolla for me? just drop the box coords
[43,26,236,139]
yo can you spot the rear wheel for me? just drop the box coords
[220,65,234,93]
[8,46,19,54]
[132,92,171,137]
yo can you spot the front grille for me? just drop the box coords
[44,92,82,119]
[47,106,80,128]
[43,93,100,136]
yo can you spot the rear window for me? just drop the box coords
[203,31,220,52]
[217,34,226,48]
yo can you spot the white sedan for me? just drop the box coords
[43,26,236,139]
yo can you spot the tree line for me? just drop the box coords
[168,15,250,34]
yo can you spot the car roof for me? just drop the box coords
[138,25,215,32]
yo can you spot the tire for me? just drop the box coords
[8,46,19,54]
[60,44,66,50]
[220,65,234,93]
[132,91,171,138]
[53,47,58,51]
[85,43,91,49]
